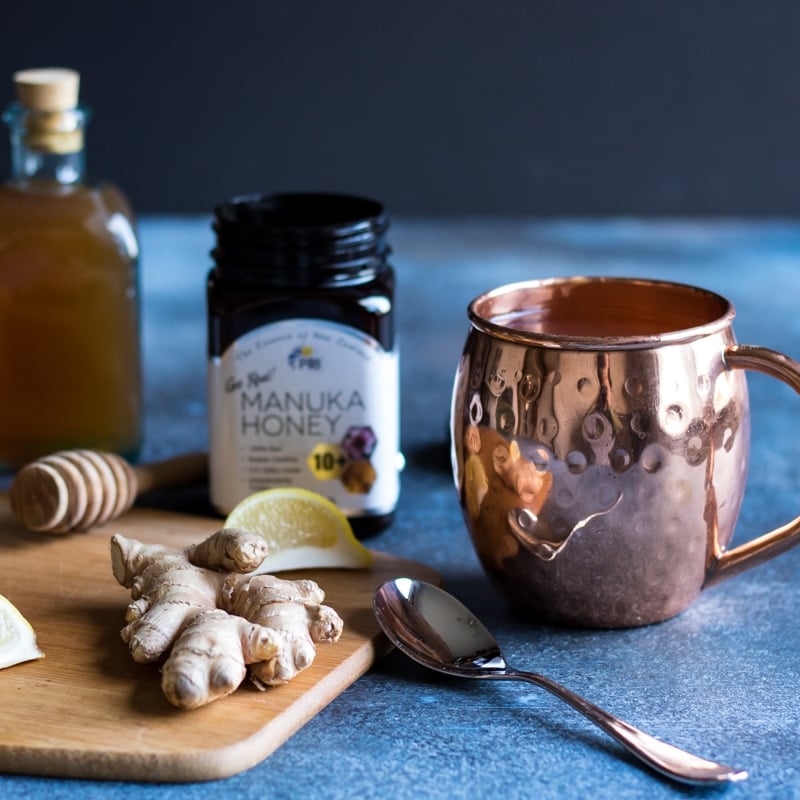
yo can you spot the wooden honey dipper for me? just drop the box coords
[9,450,208,533]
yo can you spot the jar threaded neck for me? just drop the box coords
[212,192,390,286]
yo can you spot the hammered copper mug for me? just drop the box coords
[451,276,800,627]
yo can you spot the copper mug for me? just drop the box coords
[451,276,800,627]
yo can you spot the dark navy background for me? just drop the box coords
[2,1,799,216]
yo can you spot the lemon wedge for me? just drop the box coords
[224,487,373,572]
[0,593,44,669]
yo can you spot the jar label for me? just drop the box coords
[208,318,400,516]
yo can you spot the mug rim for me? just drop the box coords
[467,275,735,350]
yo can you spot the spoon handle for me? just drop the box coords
[505,669,747,785]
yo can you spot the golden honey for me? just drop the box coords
[0,69,141,467]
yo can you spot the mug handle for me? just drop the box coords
[704,344,800,588]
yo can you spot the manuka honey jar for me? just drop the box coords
[207,192,401,537]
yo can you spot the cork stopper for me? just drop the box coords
[14,68,80,111]
[11,67,83,153]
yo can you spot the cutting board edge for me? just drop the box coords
[0,633,396,783]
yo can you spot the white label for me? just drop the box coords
[208,318,400,516]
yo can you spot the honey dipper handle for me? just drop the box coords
[132,452,208,495]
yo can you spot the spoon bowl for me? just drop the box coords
[373,577,747,786]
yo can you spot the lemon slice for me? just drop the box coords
[0,593,44,669]
[224,488,373,572]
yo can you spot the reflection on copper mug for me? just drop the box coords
[451,277,800,627]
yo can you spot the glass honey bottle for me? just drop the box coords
[207,192,401,538]
[0,68,142,468]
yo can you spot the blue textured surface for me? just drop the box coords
[3,218,800,799]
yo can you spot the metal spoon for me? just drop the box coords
[373,578,747,786]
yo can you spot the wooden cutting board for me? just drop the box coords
[0,494,440,782]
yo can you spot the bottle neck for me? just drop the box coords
[3,103,87,185]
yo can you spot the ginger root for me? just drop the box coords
[110,528,343,709]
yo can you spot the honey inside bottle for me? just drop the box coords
[0,69,141,467]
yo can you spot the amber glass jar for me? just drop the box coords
[207,192,400,537]
[0,69,141,468]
